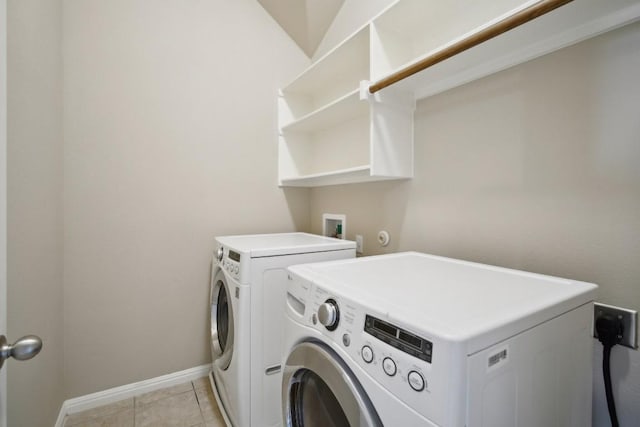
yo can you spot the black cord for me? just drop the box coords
[595,314,622,427]
[601,343,619,427]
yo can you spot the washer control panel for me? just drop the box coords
[300,281,440,420]
[215,246,242,281]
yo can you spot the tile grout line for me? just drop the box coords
[189,380,207,425]
[133,394,137,427]
[192,380,209,425]
[192,380,201,405]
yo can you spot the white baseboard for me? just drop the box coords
[55,364,212,427]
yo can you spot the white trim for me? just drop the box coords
[54,364,212,427]
[53,405,66,427]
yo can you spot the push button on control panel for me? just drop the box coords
[361,345,374,363]
[408,370,425,391]
[342,334,351,347]
[382,357,397,376]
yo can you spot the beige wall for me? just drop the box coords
[62,0,309,398]
[7,0,64,425]
[310,20,640,426]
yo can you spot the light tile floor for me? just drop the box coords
[63,377,226,427]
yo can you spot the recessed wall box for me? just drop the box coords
[322,214,346,240]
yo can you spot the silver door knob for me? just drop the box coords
[0,334,43,370]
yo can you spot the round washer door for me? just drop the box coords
[282,341,382,427]
[210,268,234,370]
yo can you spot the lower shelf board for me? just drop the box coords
[279,165,411,187]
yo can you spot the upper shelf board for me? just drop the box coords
[282,26,370,96]
[375,0,640,99]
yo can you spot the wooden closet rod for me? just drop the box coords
[368,0,574,94]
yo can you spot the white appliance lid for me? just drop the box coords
[215,232,355,258]
[289,252,597,352]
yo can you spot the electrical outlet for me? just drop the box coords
[355,235,363,254]
[593,303,638,349]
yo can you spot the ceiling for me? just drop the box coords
[258,0,345,57]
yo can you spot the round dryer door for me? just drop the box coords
[210,268,234,370]
[282,342,382,427]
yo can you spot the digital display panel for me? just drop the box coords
[373,319,397,337]
[399,330,422,349]
[364,314,433,363]
[229,250,241,262]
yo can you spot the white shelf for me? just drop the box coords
[277,0,640,187]
[280,165,409,187]
[280,165,371,187]
[370,0,534,80]
[373,0,640,99]
[281,26,370,118]
[278,85,415,186]
[281,89,364,133]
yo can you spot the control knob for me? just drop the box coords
[317,299,340,331]
[216,247,224,262]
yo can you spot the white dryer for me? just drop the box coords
[209,233,356,427]
[282,252,597,427]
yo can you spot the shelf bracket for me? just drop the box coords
[359,80,372,101]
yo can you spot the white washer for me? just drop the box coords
[209,232,356,427]
[282,252,597,426]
